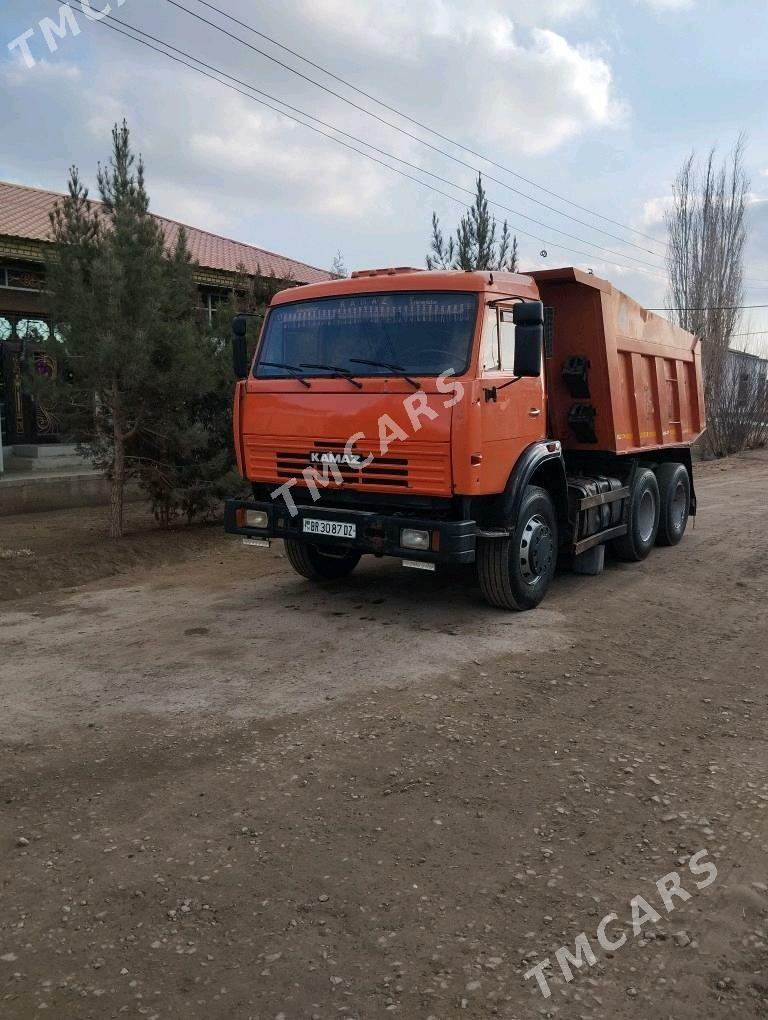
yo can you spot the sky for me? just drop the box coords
[2,0,768,345]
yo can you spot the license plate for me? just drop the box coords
[302,518,356,539]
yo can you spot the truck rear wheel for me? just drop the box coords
[655,463,690,546]
[610,467,660,562]
[284,539,361,581]
[477,486,558,611]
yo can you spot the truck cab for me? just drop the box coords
[225,267,703,610]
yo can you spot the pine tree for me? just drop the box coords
[128,227,217,526]
[426,175,519,272]
[44,121,205,537]
[426,212,455,270]
[136,265,289,525]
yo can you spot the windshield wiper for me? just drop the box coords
[349,358,421,390]
[258,361,311,388]
[300,363,363,389]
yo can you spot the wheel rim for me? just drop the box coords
[519,514,554,585]
[670,480,687,531]
[637,489,656,543]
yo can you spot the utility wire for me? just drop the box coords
[82,22,469,215]
[165,0,667,261]
[648,304,768,311]
[83,8,669,278]
[184,0,768,290]
[95,11,664,273]
[188,0,671,254]
[73,3,767,292]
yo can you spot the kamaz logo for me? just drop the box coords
[310,451,363,467]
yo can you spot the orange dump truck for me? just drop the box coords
[225,267,704,611]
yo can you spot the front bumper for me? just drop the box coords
[224,499,477,564]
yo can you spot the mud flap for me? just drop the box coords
[571,544,605,576]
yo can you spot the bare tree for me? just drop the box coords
[665,137,750,455]
[330,250,348,278]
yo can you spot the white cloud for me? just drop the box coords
[293,0,596,55]
[0,0,625,229]
[286,0,623,155]
[641,194,673,228]
[1,56,81,86]
[0,0,632,272]
[186,106,391,219]
[635,0,695,9]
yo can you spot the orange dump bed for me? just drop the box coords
[531,268,705,455]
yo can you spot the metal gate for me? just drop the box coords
[0,315,59,445]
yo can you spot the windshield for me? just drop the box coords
[254,292,477,379]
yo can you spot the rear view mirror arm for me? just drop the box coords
[484,377,522,402]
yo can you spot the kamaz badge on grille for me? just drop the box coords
[310,452,363,467]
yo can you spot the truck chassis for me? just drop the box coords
[225,442,696,611]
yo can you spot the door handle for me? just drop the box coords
[529,408,542,417]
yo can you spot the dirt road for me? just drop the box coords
[1,452,767,1019]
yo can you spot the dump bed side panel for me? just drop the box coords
[533,269,705,455]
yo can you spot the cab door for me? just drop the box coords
[477,303,546,494]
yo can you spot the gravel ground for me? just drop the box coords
[1,450,767,1019]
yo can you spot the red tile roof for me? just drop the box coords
[0,180,333,286]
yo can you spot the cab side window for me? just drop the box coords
[481,307,516,373]
[498,309,516,372]
[481,308,501,373]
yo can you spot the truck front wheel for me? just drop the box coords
[610,467,660,562]
[284,539,361,581]
[477,486,558,611]
[655,462,690,546]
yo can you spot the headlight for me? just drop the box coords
[401,528,430,551]
[246,509,269,529]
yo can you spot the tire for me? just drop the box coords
[610,467,660,562]
[284,539,361,581]
[477,486,558,611]
[655,462,690,546]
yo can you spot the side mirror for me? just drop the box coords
[512,300,543,378]
[232,315,249,380]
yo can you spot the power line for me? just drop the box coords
[185,1,768,290]
[165,0,668,261]
[83,8,668,278]
[80,22,469,212]
[648,304,768,311]
[94,11,663,272]
[190,0,675,255]
[71,3,767,291]
[105,16,663,273]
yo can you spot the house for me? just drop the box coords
[726,345,768,442]
[727,346,768,393]
[0,180,333,468]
